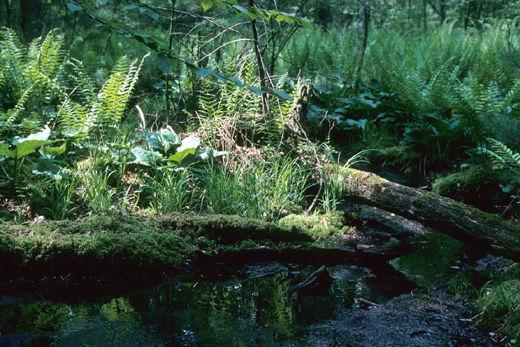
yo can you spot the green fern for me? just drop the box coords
[480,138,520,200]
[481,138,520,171]
[0,28,66,134]
[59,53,149,137]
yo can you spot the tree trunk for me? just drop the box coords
[165,0,176,121]
[7,0,23,37]
[355,3,370,89]
[21,0,43,40]
[0,0,8,27]
[464,0,472,29]
[439,0,446,23]
[249,0,269,114]
[333,167,520,261]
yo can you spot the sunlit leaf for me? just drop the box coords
[131,147,161,166]
[0,143,15,158]
[168,135,200,163]
[200,0,214,11]
[44,143,67,156]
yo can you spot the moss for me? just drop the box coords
[432,167,493,196]
[0,212,313,276]
[432,168,490,196]
[277,212,350,241]
[0,227,195,274]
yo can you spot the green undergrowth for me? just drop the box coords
[446,262,520,344]
[476,264,520,344]
[0,213,313,276]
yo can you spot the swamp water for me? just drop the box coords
[0,233,464,346]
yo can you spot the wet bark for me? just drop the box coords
[335,167,520,261]
[283,265,333,297]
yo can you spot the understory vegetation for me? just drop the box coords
[1,0,519,343]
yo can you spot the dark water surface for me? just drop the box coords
[0,233,464,346]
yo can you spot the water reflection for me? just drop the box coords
[391,232,463,287]
[0,264,403,346]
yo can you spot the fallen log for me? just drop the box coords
[334,167,520,261]
[0,212,394,278]
[341,202,431,258]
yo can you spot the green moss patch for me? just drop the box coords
[0,213,313,276]
[278,212,350,241]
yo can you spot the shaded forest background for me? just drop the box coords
[1,0,520,222]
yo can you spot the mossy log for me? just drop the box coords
[341,203,431,258]
[0,211,418,278]
[0,213,313,277]
[335,167,520,261]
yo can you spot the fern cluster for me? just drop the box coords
[0,28,66,136]
[480,138,520,200]
[196,53,299,149]
[59,54,148,138]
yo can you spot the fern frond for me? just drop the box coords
[5,84,35,125]
[480,138,520,170]
[66,58,96,105]
[87,53,149,135]
[58,98,89,138]
[37,29,64,78]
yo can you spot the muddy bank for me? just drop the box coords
[299,291,493,347]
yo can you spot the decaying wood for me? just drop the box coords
[334,167,520,261]
[358,298,379,308]
[283,265,334,297]
[341,202,432,258]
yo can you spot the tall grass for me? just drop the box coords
[144,169,198,213]
[201,156,310,220]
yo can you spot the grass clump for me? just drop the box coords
[477,278,520,343]
[201,156,309,220]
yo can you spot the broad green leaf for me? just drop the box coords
[66,1,82,12]
[144,9,160,20]
[195,67,213,78]
[213,0,227,9]
[34,157,65,178]
[0,143,15,158]
[168,136,200,163]
[146,128,181,153]
[13,126,51,145]
[233,5,252,18]
[198,148,228,160]
[157,54,173,74]
[122,4,139,10]
[12,127,53,159]
[44,143,67,156]
[16,140,53,159]
[131,147,162,166]
[200,0,213,11]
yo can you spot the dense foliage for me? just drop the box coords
[1,0,520,342]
